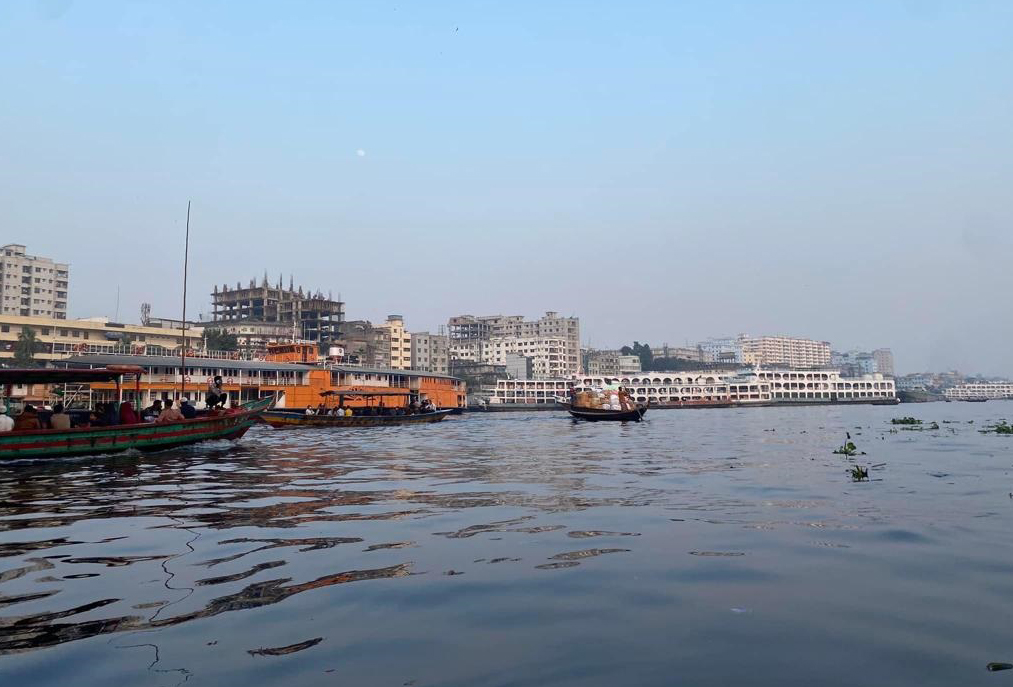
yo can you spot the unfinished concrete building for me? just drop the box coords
[211,274,344,344]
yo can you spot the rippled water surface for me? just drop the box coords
[2,404,1013,686]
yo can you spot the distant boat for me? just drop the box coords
[963,397,988,402]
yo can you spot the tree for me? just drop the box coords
[202,328,238,352]
[14,327,40,367]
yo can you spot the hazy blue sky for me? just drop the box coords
[2,1,1011,375]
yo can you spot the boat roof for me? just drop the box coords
[0,365,144,384]
[58,354,315,372]
[329,365,461,381]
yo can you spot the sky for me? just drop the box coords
[1,0,1011,376]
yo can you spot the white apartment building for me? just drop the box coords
[449,311,580,376]
[943,383,1013,400]
[488,336,570,378]
[1,244,70,319]
[410,331,449,374]
[377,315,412,370]
[740,335,831,368]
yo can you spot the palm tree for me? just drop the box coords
[14,327,39,367]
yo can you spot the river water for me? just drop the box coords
[1,404,1012,686]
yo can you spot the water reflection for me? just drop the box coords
[1,408,1013,686]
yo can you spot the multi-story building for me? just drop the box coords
[0,244,69,319]
[487,336,571,378]
[410,331,449,374]
[211,275,343,344]
[651,345,706,363]
[587,349,642,376]
[339,320,388,368]
[0,314,206,363]
[943,383,1013,400]
[448,311,580,376]
[873,349,895,377]
[377,315,412,370]
[697,337,744,364]
[740,335,831,368]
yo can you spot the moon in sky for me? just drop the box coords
[356,149,366,157]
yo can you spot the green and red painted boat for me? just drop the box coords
[0,366,274,461]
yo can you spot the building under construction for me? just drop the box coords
[211,275,344,344]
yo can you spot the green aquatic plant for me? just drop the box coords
[849,465,869,481]
[891,417,922,425]
[981,421,1013,435]
[833,441,864,456]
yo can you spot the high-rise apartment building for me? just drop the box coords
[377,315,412,370]
[410,331,449,374]
[0,244,69,319]
[740,335,831,368]
[872,349,895,377]
[448,311,580,377]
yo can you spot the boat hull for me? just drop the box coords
[561,403,647,422]
[262,409,453,429]
[0,397,274,462]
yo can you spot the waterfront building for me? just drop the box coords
[943,383,1013,400]
[651,345,706,363]
[504,352,532,380]
[410,331,449,374]
[211,275,343,344]
[1,244,69,319]
[831,350,876,377]
[448,311,580,376]
[873,349,895,377]
[740,335,831,368]
[338,320,392,368]
[487,336,570,378]
[0,314,206,364]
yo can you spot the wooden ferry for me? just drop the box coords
[262,391,452,429]
[0,367,272,461]
[560,402,648,422]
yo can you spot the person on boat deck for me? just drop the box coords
[344,407,353,417]
[88,403,107,427]
[206,376,227,409]
[304,406,316,415]
[119,401,140,425]
[102,402,119,426]
[142,400,162,422]
[179,399,197,419]
[0,406,14,432]
[157,400,184,423]
[13,404,42,431]
[317,402,327,414]
[49,403,72,430]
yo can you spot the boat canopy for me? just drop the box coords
[0,366,144,385]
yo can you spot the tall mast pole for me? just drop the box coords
[180,200,191,402]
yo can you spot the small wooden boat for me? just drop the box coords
[0,367,274,461]
[560,402,648,422]
[261,389,453,429]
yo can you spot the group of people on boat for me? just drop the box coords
[303,397,439,417]
[0,396,227,432]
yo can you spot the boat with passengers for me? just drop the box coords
[0,366,273,461]
[261,389,452,429]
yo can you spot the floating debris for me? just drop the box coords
[980,421,1013,435]
[443,570,464,576]
[987,662,1013,672]
[549,548,630,561]
[891,417,922,425]
[566,530,641,539]
[535,561,580,570]
[833,441,864,456]
[248,637,323,656]
[689,551,745,557]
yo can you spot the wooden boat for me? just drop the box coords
[560,401,648,422]
[0,367,274,461]
[261,389,453,429]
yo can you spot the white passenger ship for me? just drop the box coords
[485,368,897,408]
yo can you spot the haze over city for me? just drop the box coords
[2,1,1011,375]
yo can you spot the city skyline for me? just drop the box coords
[3,2,1012,375]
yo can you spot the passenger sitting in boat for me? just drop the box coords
[157,400,184,423]
[305,407,316,415]
[89,403,107,427]
[179,399,197,419]
[407,400,419,415]
[119,401,140,425]
[344,407,353,417]
[102,402,119,426]
[142,400,162,422]
[206,376,227,409]
[13,404,42,431]
[0,406,14,432]
[50,403,72,430]
[317,403,327,415]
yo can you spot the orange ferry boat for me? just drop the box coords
[51,343,466,412]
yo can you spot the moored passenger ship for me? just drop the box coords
[47,346,466,411]
[486,368,896,409]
